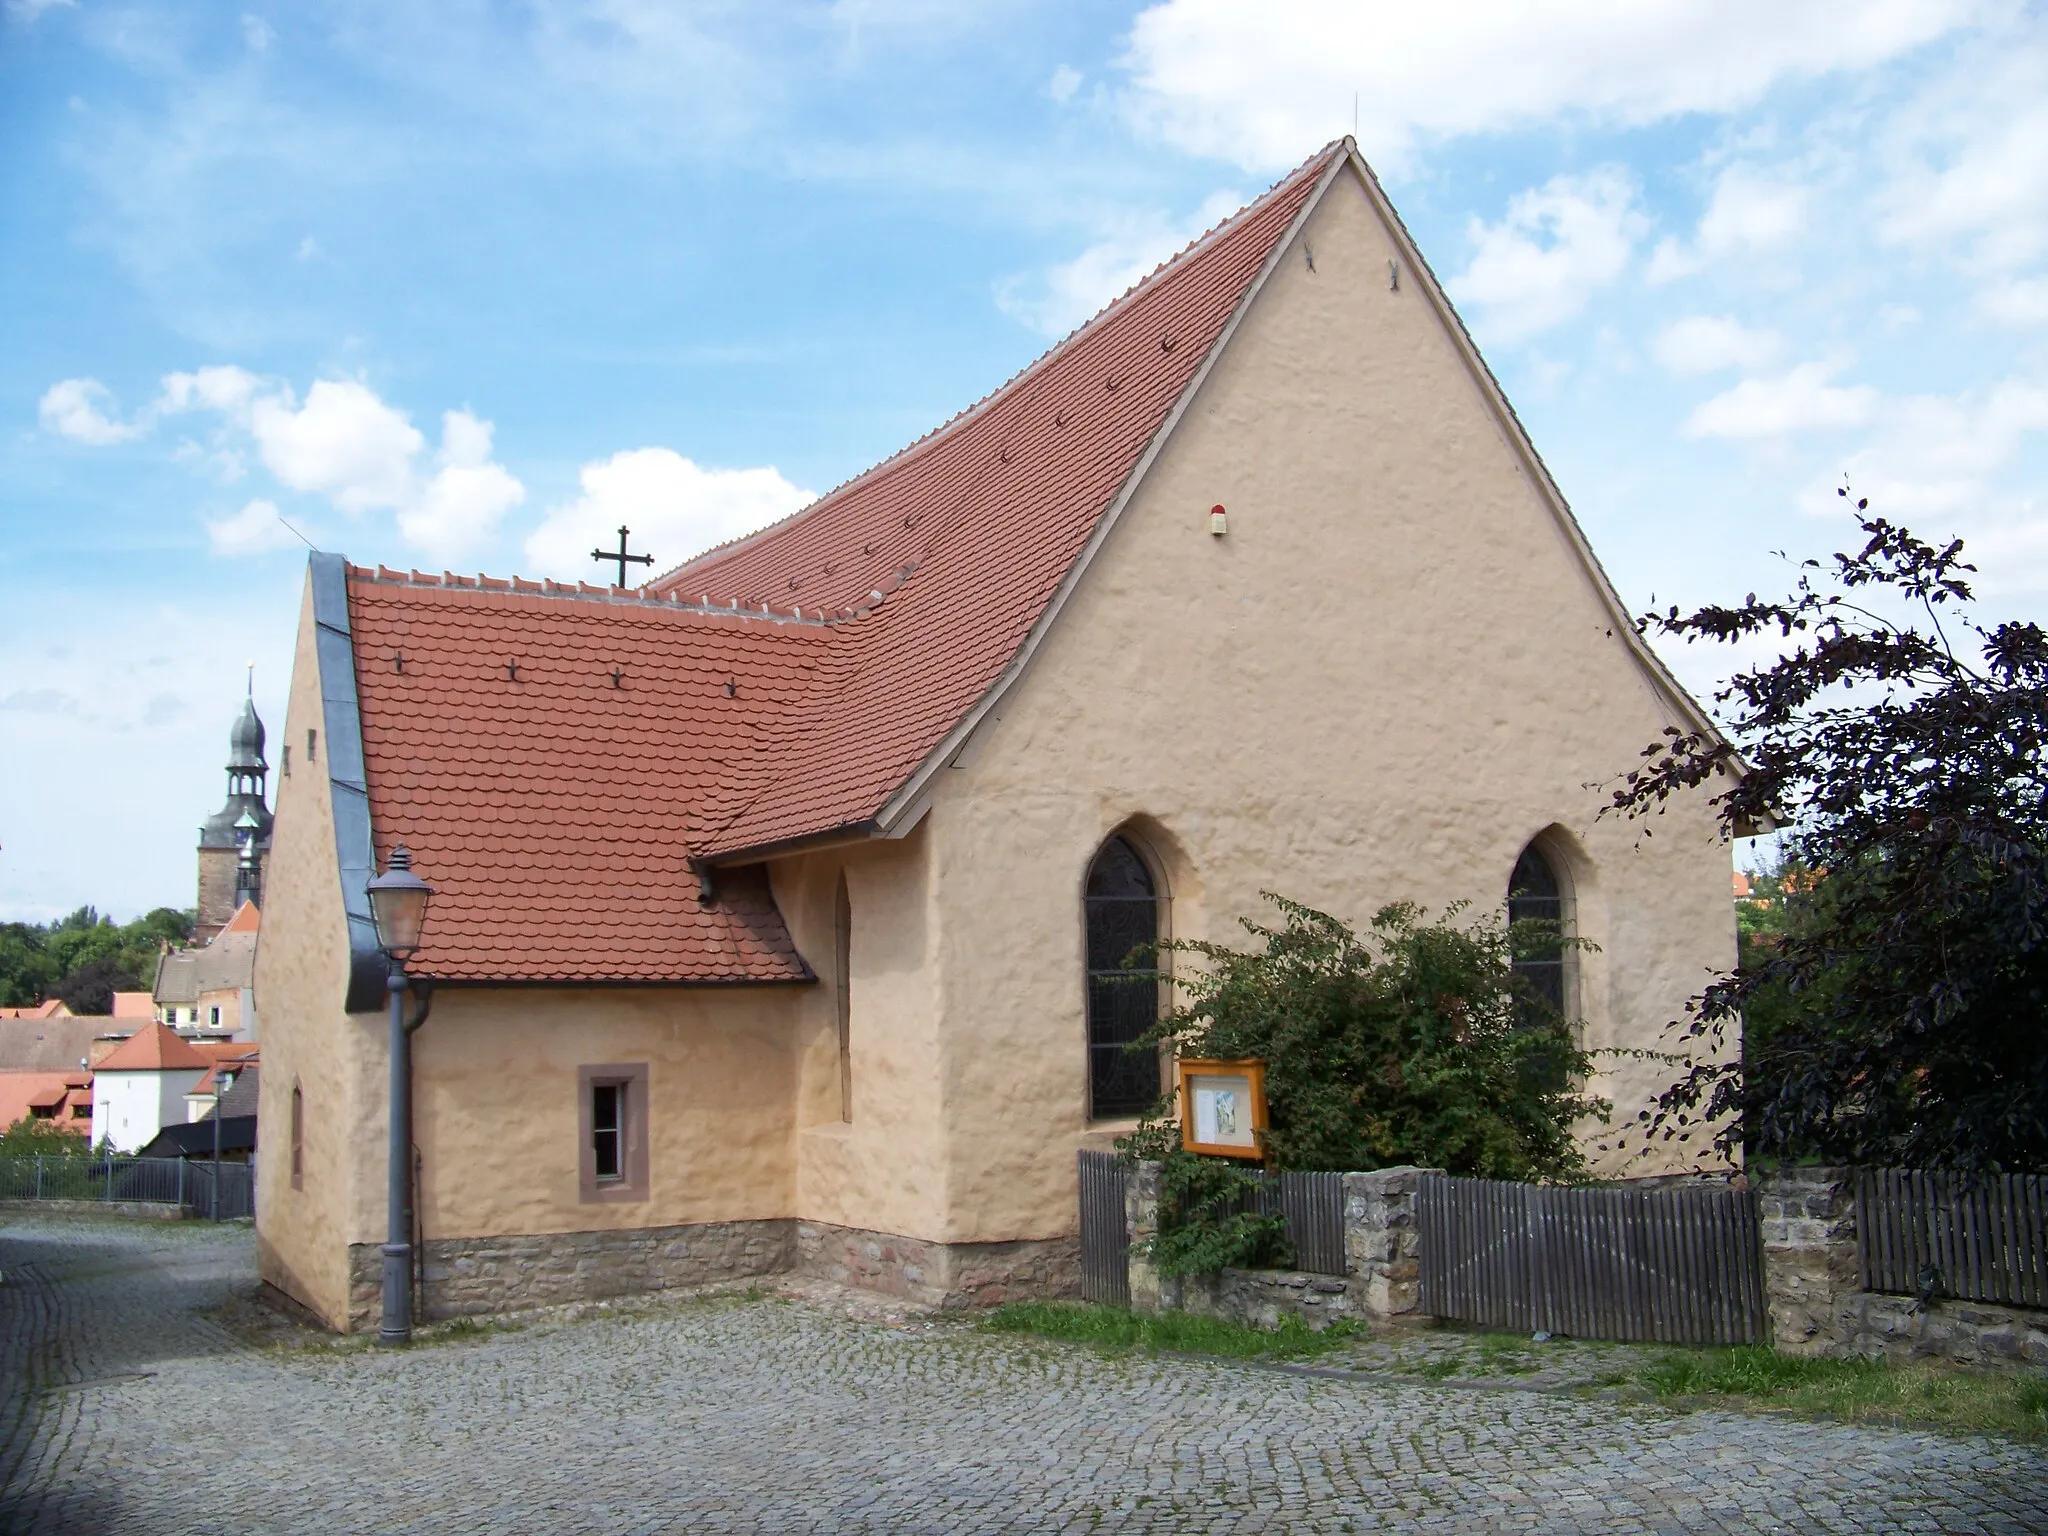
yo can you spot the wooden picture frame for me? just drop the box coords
[1176,1057,1268,1160]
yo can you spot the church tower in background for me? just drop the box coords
[194,682,273,942]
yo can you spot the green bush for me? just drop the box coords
[1114,897,1607,1273]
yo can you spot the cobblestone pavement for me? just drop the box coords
[3,1213,2045,1535]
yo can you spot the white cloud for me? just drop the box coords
[1684,362,1879,438]
[38,378,142,444]
[1448,169,1645,344]
[1798,378,2048,590]
[1649,165,1809,282]
[158,364,265,425]
[248,379,423,513]
[1878,37,2048,273]
[5,0,77,20]
[1652,315,1784,375]
[397,412,527,564]
[206,498,304,556]
[1048,64,1082,103]
[523,449,815,583]
[44,365,525,561]
[241,13,273,51]
[1119,0,1983,171]
[997,190,1242,337]
[1980,278,2048,325]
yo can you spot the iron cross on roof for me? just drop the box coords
[591,525,654,587]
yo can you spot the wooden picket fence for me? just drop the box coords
[1418,1173,1766,1345]
[1077,1150,1130,1305]
[1856,1169,2048,1308]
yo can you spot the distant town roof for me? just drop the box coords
[95,1022,211,1073]
[0,1070,93,1132]
[153,906,260,1006]
[0,1013,114,1073]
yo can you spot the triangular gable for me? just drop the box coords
[664,141,1724,860]
[661,144,1345,857]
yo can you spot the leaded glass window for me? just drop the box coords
[1508,843,1567,1021]
[1085,836,1161,1119]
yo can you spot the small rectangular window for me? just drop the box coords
[209,1005,222,1027]
[290,1084,304,1190]
[578,1064,648,1203]
[281,744,291,778]
[307,727,318,762]
[592,1084,623,1181]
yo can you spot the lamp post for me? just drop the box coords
[210,1066,237,1220]
[366,845,433,1345]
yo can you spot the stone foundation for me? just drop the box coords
[793,1220,1080,1309]
[1180,1267,1362,1330]
[347,1218,796,1330]
[1126,1161,1437,1329]
[1757,1167,2048,1369]
[337,1216,1078,1330]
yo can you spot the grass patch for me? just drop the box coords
[1636,1345,2048,1442]
[980,1301,1361,1360]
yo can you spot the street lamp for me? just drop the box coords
[210,1066,238,1221]
[366,845,433,1345]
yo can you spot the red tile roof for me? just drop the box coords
[0,1071,91,1132]
[348,580,829,982]
[94,1022,212,1073]
[346,143,1341,983]
[219,901,261,937]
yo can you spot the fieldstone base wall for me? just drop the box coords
[1179,1268,1361,1330]
[793,1220,1080,1309]
[346,1218,796,1331]
[1837,1292,2048,1368]
[338,1217,1080,1330]
[1125,1161,1440,1327]
[1757,1167,2048,1369]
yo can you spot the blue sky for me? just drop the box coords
[4,0,2045,921]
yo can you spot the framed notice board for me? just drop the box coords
[1176,1058,1268,1160]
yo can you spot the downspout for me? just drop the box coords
[404,982,434,1318]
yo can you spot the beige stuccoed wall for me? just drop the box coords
[409,987,801,1236]
[254,575,372,1329]
[920,164,1737,1245]
[401,830,953,1247]
[775,835,952,1244]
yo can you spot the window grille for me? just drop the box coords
[1085,836,1161,1119]
[1508,844,1567,1020]
[591,1083,624,1181]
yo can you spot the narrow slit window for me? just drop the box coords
[591,1082,624,1181]
[290,1084,304,1189]
[1507,843,1567,1021]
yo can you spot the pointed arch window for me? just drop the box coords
[1507,842,1569,1022]
[1085,836,1163,1119]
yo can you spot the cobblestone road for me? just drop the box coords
[3,1213,2044,1535]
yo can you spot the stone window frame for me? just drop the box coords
[578,1063,650,1204]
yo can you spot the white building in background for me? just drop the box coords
[89,1023,210,1152]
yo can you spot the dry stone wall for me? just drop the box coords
[1757,1167,2048,1368]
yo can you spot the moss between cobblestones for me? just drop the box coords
[980,1301,1362,1359]
[1629,1345,2048,1443]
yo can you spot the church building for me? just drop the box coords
[254,141,1741,1331]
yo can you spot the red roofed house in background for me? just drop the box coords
[254,141,1741,1331]
[90,1022,213,1152]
